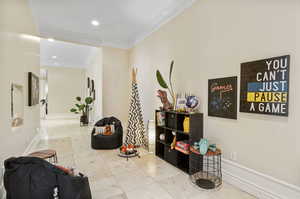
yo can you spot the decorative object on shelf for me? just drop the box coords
[183,116,190,133]
[190,147,222,190]
[159,134,165,141]
[175,93,187,112]
[156,111,165,126]
[171,135,176,149]
[208,144,217,152]
[156,60,176,110]
[186,95,199,112]
[240,55,290,116]
[125,68,148,149]
[199,138,209,155]
[175,140,190,155]
[28,72,39,106]
[157,90,173,110]
[208,76,237,119]
[70,96,94,126]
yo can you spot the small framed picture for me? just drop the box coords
[91,80,95,91]
[87,77,90,88]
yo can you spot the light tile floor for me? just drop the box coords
[32,118,256,199]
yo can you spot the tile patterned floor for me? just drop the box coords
[32,118,256,199]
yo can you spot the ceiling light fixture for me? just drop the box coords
[52,56,57,59]
[48,38,55,42]
[91,20,100,26]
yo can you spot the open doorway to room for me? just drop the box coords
[39,38,103,124]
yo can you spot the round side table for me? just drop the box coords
[189,147,222,190]
[28,149,58,164]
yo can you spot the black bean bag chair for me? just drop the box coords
[4,157,92,199]
[91,117,123,149]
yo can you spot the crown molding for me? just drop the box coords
[129,0,198,49]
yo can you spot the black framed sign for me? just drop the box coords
[240,55,290,116]
[208,76,238,119]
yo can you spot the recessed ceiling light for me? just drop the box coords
[91,20,100,26]
[52,56,57,59]
[48,38,55,42]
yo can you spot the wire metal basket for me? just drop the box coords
[189,148,222,189]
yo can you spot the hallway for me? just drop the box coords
[30,118,255,199]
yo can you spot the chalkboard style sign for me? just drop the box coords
[208,76,237,119]
[240,55,290,116]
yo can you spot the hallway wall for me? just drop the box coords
[102,47,130,125]
[130,0,300,188]
[42,66,85,116]
[86,48,103,123]
[0,0,40,194]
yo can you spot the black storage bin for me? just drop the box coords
[166,113,176,129]
[164,146,177,166]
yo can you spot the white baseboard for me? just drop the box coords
[222,158,300,199]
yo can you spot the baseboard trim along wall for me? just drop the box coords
[222,159,300,199]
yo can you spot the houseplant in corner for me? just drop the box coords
[70,96,94,126]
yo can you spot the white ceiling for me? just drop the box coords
[40,39,98,68]
[29,0,196,49]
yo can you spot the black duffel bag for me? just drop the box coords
[4,157,92,199]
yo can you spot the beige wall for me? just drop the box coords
[130,0,300,187]
[86,48,103,123]
[42,66,85,116]
[0,0,40,162]
[103,47,130,125]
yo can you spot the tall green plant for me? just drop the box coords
[70,96,94,116]
[156,60,175,103]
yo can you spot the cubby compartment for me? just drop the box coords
[165,112,176,129]
[165,129,175,146]
[176,114,187,132]
[164,146,178,166]
[177,152,189,173]
[155,110,203,174]
[156,127,165,144]
[156,142,164,159]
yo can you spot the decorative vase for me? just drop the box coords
[183,117,190,133]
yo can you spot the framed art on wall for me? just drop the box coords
[28,72,39,106]
[240,55,290,116]
[208,76,238,119]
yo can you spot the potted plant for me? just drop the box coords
[70,96,94,126]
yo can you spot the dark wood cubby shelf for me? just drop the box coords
[155,110,203,174]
